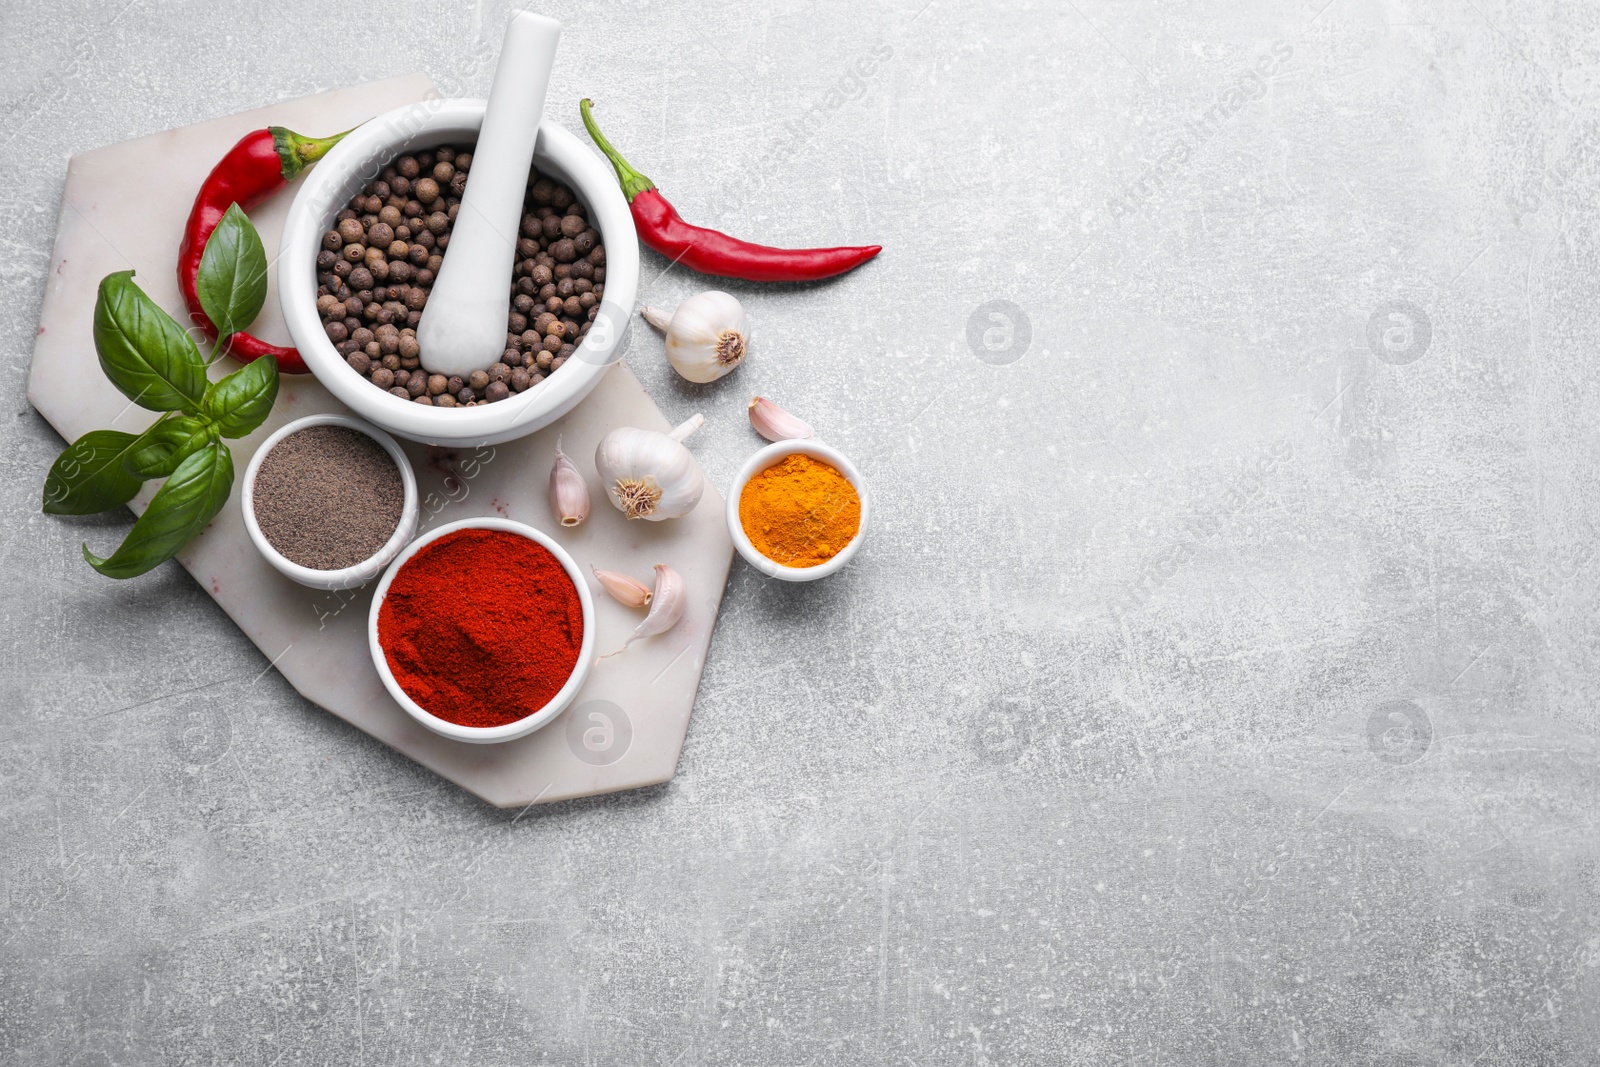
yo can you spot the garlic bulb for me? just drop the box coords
[594,415,705,521]
[592,566,652,608]
[640,291,748,383]
[748,396,814,442]
[603,565,687,657]
[548,438,590,527]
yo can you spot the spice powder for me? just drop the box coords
[738,454,861,567]
[252,426,404,570]
[377,529,584,728]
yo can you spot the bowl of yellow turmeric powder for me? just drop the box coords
[729,440,868,581]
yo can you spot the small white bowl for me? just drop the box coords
[279,99,640,448]
[242,413,419,590]
[727,440,869,582]
[367,517,595,744]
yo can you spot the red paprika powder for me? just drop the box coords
[377,528,584,728]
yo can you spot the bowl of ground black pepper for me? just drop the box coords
[280,99,639,448]
[242,413,419,590]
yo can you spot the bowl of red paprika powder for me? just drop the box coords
[368,517,595,743]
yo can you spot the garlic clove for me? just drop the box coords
[747,396,814,442]
[592,565,651,608]
[604,564,686,657]
[641,292,749,384]
[595,416,705,521]
[548,438,591,527]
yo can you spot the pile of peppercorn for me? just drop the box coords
[315,144,607,407]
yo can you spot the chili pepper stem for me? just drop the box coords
[270,126,354,182]
[579,99,656,202]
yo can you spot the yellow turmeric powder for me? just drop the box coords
[738,454,861,567]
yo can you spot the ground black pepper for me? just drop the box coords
[253,426,404,571]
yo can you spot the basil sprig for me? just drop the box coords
[42,203,283,579]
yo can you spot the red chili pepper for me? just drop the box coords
[178,126,348,374]
[580,99,881,284]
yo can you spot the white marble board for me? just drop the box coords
[25,75,734,808]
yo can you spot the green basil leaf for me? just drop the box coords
[42,429,145,515]
[93,270,207,411]
[196,203,268,339]
[201,355,279,439]
[84,443,234,579]
[124,415,215,480]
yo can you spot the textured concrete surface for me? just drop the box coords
[5,0,1600,1063]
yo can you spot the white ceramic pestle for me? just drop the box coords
[416,12,561,377]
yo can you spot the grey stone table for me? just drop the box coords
[4,0,1597,1063]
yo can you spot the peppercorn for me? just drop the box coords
[466,369,489,391]
[436,394,457,408]
[347,352,371,374]
[320,148,603,405]
[389,386,410,399]
[325,321,348,343]
[371,367,395,389]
